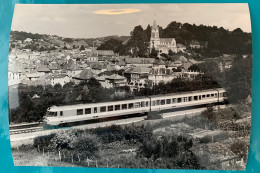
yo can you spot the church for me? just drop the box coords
[150,17,178,54]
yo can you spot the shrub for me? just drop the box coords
[33,133,55,151]
[69,133,100,158]
[230,139,248,158]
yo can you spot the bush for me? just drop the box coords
[69,133,100,158]
[199,132,229,143]
[33,133,55,151]
[230,139,248,158]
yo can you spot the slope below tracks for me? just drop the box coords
[10,105,227,147]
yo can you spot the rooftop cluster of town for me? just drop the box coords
[8,33,238,94]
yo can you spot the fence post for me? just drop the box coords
[78,154,80,162]
[59,150,61,161]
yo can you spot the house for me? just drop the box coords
[47,74,70,87]
[36,67,51,74]
[124,66,151,84]
[96,50,114,57]
[177,43,186,52]
[190,40,201,49]
[72,68,95,84]
[25,72,45,81]
[105,74,127,88]
[66,65,82,78]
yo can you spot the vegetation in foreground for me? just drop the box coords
[10,100,250,169]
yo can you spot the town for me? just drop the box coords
[8,18,246,97]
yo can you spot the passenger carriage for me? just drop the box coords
[43,88,227,126]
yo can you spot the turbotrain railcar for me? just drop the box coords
[43,88,227,126]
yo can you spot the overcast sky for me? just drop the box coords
[11,3,251,38]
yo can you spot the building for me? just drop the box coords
[150,17,178,54]
[47,74,70,87]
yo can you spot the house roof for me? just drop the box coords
[47,74,68,79]
[179,56,188,63]
[180,62,193,70]
[73,69,95,80]
[177,43,186,48]
[26,73,43,78]
[125,67,151,74]
[106,74,126,80]
[96,50,114,56]
[37,67,50,72]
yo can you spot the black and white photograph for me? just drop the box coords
[8,4,252,170]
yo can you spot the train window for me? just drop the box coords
[166,99,171,104]
[183,97,187,102]
[215,93,218,98]
[122,104,127,110]
[129,103,134,109]
[188,96,192,101]
[199,95,201,100]
[194,96,198,100]
[100,106,106,112]
[223,92,227,97]
[202,95,205,99]
[85,108,91,114]
[207,94,210,98]
[161,100,165,105]
[172,98,177,103]
[135,102,140,108]
[53,112,57,117]
[211,94,214,97]
[60,111,63,116]
[77,109,83,115]
[115,105,120,110]
[177,98,182,103]
[94,107,97,113]
[141,101,146,107]
[152,101,155,106]
[146,101,149,107]
[108,105,113,111]
[156,100,160,105]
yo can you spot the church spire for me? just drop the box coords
[152,14,158,30]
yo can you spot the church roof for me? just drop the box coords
[160,38,175,44]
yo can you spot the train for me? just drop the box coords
[43,88,227,127]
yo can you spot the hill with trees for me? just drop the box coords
[98,21,252,57]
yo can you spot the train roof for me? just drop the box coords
[48,88,226,112]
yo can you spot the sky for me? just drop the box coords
[11,3,251,38]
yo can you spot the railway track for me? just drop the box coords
[9,122,44,135]
[10,127,44,135]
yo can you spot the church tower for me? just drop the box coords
[150,15,160,52]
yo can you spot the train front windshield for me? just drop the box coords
[46,111,57,117]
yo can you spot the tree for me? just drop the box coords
[79,45,85,51]
[225,55,252,103]
[150,47,158,58]
[128,25,148,57]
[168,49,174,56]
[188,64,200,72]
